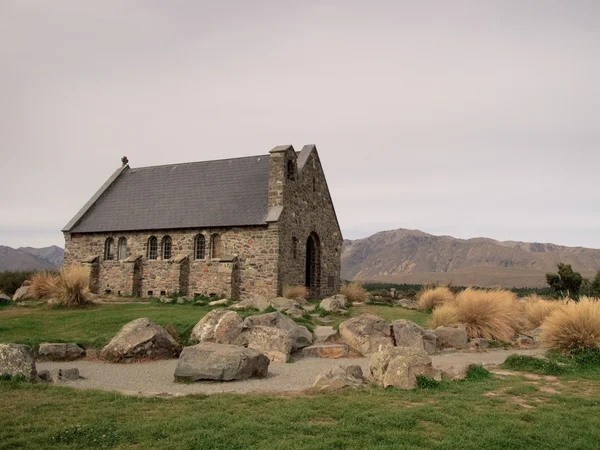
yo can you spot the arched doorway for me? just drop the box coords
[305,232,321,298]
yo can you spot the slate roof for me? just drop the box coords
[64,154,271,233]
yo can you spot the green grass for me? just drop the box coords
[1,366,600,449]
[502,350,600,379]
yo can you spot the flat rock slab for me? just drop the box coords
[38,343,86,362]
[314,326,337,343]
[301,344,349,359]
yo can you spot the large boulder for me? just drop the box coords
[391,320,438,354]
[0,292,10,304]
[37,343,86,362]
[12,284,32,301]
[320,294,348,313]
[339,314,393,355]
[434,326,468,349]
[312,365,366,392]
[0,344,37,381]
[174,342,269,382]
[236,325,293,363]
[100,318,181,362]
[242,311,312,350]
[190,310,242,344]
[301,344,349,359]
[370,346,433,390]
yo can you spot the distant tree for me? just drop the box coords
[590,271,600,297]
[546,263,583,298]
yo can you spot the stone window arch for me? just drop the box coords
[162,236,172,260]
[195,234,206,260]
[148,236,158,260]
[210,233,221,259]
[117,237,127,261]
[104,237,115,261]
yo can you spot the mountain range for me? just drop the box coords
[341,229,600,288]
[0,246,64,272]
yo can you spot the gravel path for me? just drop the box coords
[38,348,545,397]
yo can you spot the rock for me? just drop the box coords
[208,298,229,306]
[391,320,438,354]
[37,370,53,383]
[468,338,489,349]
[530,327,542,343]
[0,292,10,304]
[229,296,271,312]
[58,368,81,381]
[301,344,349,359]
[283,307,305,319]
[242,311,312,350]
[159,296,173,304]
[434,326,468,349]
[516,335,535,348]
[370,346,433,390]
[339,314,393,355]
[437,363,475,381]
[176,298,186,304]
[12,284,32,301]
[0,344,37,381]
[190,310,242,344]
[100,318,181,362]
[237,325,293,363]
[37,343,86,362]
[312,365,366,392]
[269,297,299,311]
[394,298,419,310]
[320,294,348,312]
[303,304,316,312]
[314,326,337,343]
[174,342,269,382]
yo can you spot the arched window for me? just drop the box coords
[162,236,172,260]
[148,236,158,260]
[195,234,206,260]
[104,237,115,261]
[117,237,127,261]
[210,234,221,259]
[287,160,296,181]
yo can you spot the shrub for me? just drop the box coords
[418,287,454,311]
[429,304,460,328]
[340,282,367,302]
[453,288,522,342]
[522,296,564,329]
[30,271,59,299]
[0,271,34,296]
[540,297,600,354]
[282,285,309,300]
[54,266,90,307]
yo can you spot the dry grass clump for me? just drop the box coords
[340,282,367,303]
[452,288,522,342]
[30,271,58,299]
[54,266,90,307]
[540,297,600,353]
[523,296,565,329]
[429,304,460,329]
[282,285,309,300]
[418,286,455,311]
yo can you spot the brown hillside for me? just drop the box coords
[341,229,600,288]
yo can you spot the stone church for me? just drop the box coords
[63,145,342,300]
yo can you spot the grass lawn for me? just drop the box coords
[0,302,431,349]
[1,366,600,449]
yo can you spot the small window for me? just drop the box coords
[287,160,295,181]
[162,236,172,260]
[328,276,335,288]
[104,238,115,261]
[292,237,298,259]
[117,237,127,260]
[148,236,158,260]
[210,234,221,259]
[195,234,206,260]
[312,177,316,192]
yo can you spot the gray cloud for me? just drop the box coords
[1,0,599,249]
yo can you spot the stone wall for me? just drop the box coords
[188,257,237,298]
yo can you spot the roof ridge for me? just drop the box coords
[131,154,269,170]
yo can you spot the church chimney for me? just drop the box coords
[268,145,296,209]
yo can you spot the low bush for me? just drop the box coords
[502,354,565,375]
[30,271,59,299]
[282,285,309,300]
[340,282,367,302]
[54,266,90,307]
[522,296,564,329]
[418,287,454,311]
[540,297,600,354]
[0,271,34,296]
[429,304,460,328]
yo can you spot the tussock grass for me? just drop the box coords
[282,285,309,300]
[54,266,90,307]
[429,304,460,328]
[453,288,522,342]
[30,271,59,299]
[418,286,454,311]
[541,297,600,354]
[523,296,564,330]
[340,282,367,303]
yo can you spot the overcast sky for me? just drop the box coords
[1,1,599,249]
